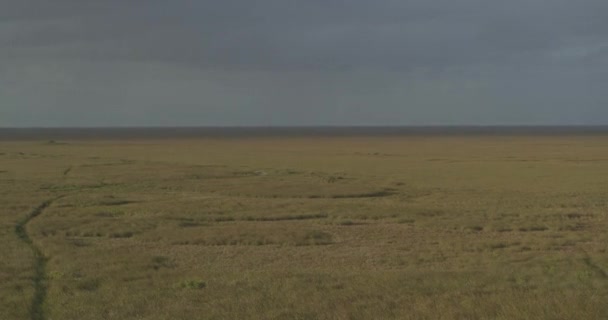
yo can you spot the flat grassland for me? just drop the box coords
[1,135,608,319]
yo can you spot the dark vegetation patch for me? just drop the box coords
[558,240,577,247]
[76,279,101,292]
[244,213,328,222]
[337,220,367,226]
[8,205,29,211]
[62,166,73,176]
[191,164,227,168]
[486,242,519,250]
[178,221,209,228]
[171,229,334,247]
[235,170,268,176]
[65,231,105,238]
[415,210,445,217]
[109,231,134,238]
[565,212,593,219]
[213,216,236,222]
[121,275,149,282]
[294,230,334,246]
[558,223,586,231]
[352,213,398,220]
[80,160,135,167]
[151,256,175,270]
[68,239,91,247]
[332,190,396,198]
[488,242,509,250]
[177,279,206,289]
[82,232,105,238]
[94,211,124,218]
[39,183,114,191]
[309,171,349,182]
[173,238,276,246]
[98,199,135,206]
[189,168,266,180]
[45,140,69,145]
[465,225,484,232]
[322,175,346,183]
[309,189,397,199]
[205,213,329,223]
[355,152,400,157]
[518,226,549,232]
[397,218,415,224]
[425,158,463,163]
[40,229,57,237]
[582,257,608,279]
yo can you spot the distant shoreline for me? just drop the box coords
[2,126,608,140]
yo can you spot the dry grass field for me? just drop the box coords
[2,134,608,319]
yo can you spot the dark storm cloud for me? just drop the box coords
[1,0,608,126]
[4,0,607,70]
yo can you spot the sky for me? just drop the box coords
[1,0,607,127]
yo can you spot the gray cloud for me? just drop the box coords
[1,0,607,126]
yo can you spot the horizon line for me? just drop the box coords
[3,124,608,129]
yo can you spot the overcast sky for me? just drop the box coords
[1,0,607,127]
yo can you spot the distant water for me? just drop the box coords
[2,126,608,140]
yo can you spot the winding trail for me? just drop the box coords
[15,197,63,320]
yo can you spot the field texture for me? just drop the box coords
[1,135,608,319]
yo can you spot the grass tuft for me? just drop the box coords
[177,279,206,289]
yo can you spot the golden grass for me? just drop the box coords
[1,135,608,319]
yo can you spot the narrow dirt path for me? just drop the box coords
[15,197,63,320]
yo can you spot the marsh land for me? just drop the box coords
[1,129,608,319]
